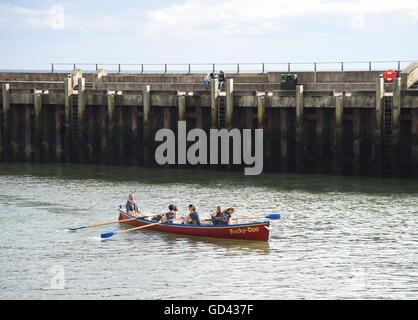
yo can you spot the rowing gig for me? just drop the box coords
[118,210,270,242]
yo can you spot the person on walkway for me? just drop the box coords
[218,71,225,91]
[204,72,214,90]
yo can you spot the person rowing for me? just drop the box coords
[125,193,143,216]
[160,204,178,224]
[184,204,201,225]
[210,205,223,225]
[219,207,235,225]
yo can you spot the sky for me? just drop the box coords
[0,0,417,71]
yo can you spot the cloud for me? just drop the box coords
[144,0,418,36]
[0,3,66,30]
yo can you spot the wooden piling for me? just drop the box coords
[226,79,234,128]
[142,85,151,167]
[107,92,116,164]
[178,93,186,122]
[24,103,32,161]
[99,106,107,164]
[352,108,361,175]
[77,78,86,163]
[55,106,63,161]
[210,79,219,128]
[411,109,418,174]
[373,78,384,175]
[1,84,10,161]
[295,85,304,171]
[315,108,324,173]
[334,96,344,174]
[33,90,43,162]
[392,78,401,176]
[280,108,288,172]
[131,105,139,165]
[257,92,266,128]
[64,76,72,162]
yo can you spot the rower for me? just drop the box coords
[125,193,143,216]
[219,207,235,225]
[210,205,223,225]
[185,204,201,225]
[161,204,177,223]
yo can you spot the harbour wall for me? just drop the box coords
[1,69,418,177]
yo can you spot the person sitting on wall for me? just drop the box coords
[218,70,225,91]
[125,193,144,216]
[204,72,214,90]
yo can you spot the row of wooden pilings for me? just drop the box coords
[0,75,417,177]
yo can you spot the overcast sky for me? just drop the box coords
[0,0,417,71]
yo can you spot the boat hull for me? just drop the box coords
[118,212,270,242]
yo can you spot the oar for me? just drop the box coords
[100,217,181,239]
[68,217,138,231]
[203,213,281,223]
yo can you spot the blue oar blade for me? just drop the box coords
[265,213,281,220]
[101,231,117,239]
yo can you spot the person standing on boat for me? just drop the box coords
[210,205,223,225]
[186,204,201,225]
[125,194,143,216]
[219,207,235,225]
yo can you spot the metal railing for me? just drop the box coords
[50,60,416,74]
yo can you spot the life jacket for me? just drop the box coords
[211,210,222,225]
[126,201,138,213]
[165,210,175,221]
[220,211,231,224]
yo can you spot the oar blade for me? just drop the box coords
[265,213,281,220]
[101,231,117,239]
[68,226,86,231]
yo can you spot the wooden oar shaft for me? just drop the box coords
[69,217,137,230]
[117,217,182,234]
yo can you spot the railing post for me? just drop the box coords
[164,64,167,74]
[95,64,98,71]
[262,63,265,74]
[314,62,317,72]
[188,64,191,74]
[118,64,121,73]
[369,61,372,71]
[341,62,344,71]
[397,60,401,71]
[141,64,144,74]
[237,63,240,74]
[51,63,54,73]
[73,63,76,69]
[288,63,291,72]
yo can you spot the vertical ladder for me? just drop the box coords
[71,94,79,161]
[218,96,226,128]
[382,96,393,176]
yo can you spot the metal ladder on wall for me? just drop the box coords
[382,96,393,176]
[71,94,79,161]
[218,96,226,128]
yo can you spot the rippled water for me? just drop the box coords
[0,163,417,299]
